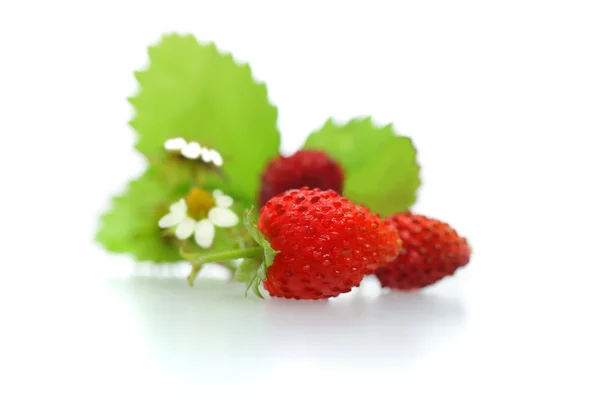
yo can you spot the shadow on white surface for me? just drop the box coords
[107,275,467,373]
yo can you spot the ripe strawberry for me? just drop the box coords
[374,212,471,290]
[258,188,402,299]
[259,150,344,207]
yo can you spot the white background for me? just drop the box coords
[1,1,599,399]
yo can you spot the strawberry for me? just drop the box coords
[185,187,402,300]
[374,212,471,290]
[259,150,344,207]
[258,188,401,299]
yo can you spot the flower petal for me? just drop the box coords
[211,151,224,167]
[169,199,188,219]
[194,219,215,248]
[181,142,202,159]
[212,189,224,198]
[215,194,233,208]
[200,147,212,162]
[158,213,180,228]
[175,217,197,240]
[208,207,239,227]
[164,137,187,151]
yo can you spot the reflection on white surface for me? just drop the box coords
[0,261,468,400]
[3,258,598,398]
[106,274,466,378]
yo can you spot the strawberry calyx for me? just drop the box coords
[180,207,279,298]
[242,207,279,266]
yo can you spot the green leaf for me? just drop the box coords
[129,33,281,205]
[95,169,189,263]
[302,117,420,217]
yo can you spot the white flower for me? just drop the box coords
[163,137,224,167]
[158,190,239,248]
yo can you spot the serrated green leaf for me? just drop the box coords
[129,33,281,205]
[95,169,189,263]
[304,118,396,170]
[303,117,420,216]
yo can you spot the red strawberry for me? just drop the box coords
[374,212,471,290]
[259,150,344,207]
[258,188,401,299]
[186,187,402,300]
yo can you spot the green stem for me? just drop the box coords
[193,246,263,265]
[188,264,204,286]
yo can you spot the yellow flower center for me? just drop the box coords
[185,188,215,220]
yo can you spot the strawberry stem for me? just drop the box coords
[187,246,263,286]
[191,246,263,265]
